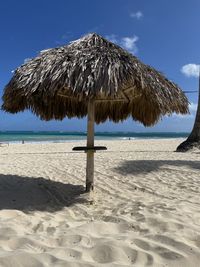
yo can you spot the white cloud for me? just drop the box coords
[106,34,139,54]
[130,11,143,19]
[105,34,118,44]
[23,58,31,63]
[121,36,139,54]
[181,64,199,77]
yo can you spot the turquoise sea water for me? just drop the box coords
[0,131,189,143]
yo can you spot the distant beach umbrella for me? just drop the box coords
[2,33,189,192]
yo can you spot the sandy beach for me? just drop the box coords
[0,138,200,266]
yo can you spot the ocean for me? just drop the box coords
[0,131,189,143]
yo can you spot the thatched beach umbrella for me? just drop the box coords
[2,33,189,192]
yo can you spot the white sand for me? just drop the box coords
[0,139,200,266]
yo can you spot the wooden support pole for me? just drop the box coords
[86,99,95,192]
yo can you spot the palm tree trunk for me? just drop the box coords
[177,69,200,151]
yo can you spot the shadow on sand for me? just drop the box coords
[0,174,85,212]
[114,160,200,175]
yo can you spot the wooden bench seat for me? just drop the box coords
[72,146,107,152]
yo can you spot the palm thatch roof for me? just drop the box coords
[2,33,189,126]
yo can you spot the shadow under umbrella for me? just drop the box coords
[113,160,200,175]
[0,174,85,212]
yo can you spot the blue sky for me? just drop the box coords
[0,0,199,132]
